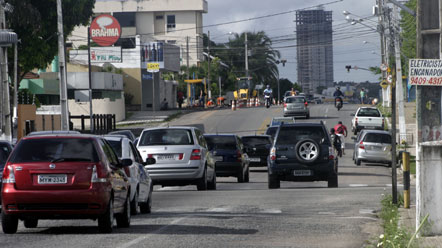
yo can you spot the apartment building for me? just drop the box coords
[296,8,334,94]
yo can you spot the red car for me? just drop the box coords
[1,134,133,234]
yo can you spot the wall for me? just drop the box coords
[17,104,37,140]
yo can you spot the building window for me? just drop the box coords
[167,15,176,31]
[156,15,164,20]
[114,37,136,49]
[113,12,136,27]
[167,40,176,44]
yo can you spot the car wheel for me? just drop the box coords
[116,194,131,228]
[244,168,250,183]
[268,173,280,189]
[98,199,114,233]
[1,211,18,234]
[295,139,320,164]
[208,171,217,190]
[356,159,361,166]
[24,218,38,228]
[140,187,152,214]
[130,190,139,215]
[237,166,245,183]
[197,166,208,190]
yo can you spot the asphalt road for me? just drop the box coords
[0,103,395,248]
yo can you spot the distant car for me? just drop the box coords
[108,130,136,142]
[267,122,338,189]
[0,140,13,210]
[204,134,250,183]
[1,134,133,234]
[241,135,272,167]
[137,127,216,190]
[352,130,392,166]
[104,135,153,214]
[283,96,310,118]
[27,130,81,136]
[270,117,296,126]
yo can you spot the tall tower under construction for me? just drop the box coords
[296,8,334,93]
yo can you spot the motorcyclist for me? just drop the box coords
[333,87,344,107]
[334,121,347,155]
[263,85,273,106]
[330,128,342,157]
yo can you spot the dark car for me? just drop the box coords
[204,134,250,183]
[267,122,338,189]
[265,126,278,141]
[108,130,136,142]
[241,135,272,167]
[0,141,14,210]
[1,135,133,234]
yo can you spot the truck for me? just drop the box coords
[351,107,385,135]
[233,77,257,104]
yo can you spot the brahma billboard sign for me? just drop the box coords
[90,14,121,47]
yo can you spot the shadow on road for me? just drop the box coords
[338,172,390,177]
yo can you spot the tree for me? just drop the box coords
[6,0,95,82]
[400,0,416,74]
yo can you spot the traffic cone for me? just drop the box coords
[255,98,259,107]
[231,100,236,111]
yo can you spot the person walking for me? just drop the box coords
[177,91,184,109]
[360,88,366,104]
[334,121,347,155]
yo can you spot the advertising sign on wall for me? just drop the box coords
[90,47,122,63]
[409,59,442,86]
[141,42,164,69]
[90,14,121,47]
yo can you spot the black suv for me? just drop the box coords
[267,122,338,188]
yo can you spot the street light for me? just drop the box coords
[276,59,287,104]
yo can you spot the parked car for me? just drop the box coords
[265,126,279,142]
[27,130,81,136]
[267,122,338,189]
[137,127,216,191]
[108,130,136,142]
[1,134,133,234]
[104,135,153,214]
[0,140,14,210]
[204,134,250,183]
[283,96,310,118]
[352,130,392,166]
[269,116,296,127]
[241,135,272,167]
[351,107,385,135]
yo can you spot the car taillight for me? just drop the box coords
[190,149,201,160]
[178,153,184,160]
[359,141,365,149]
[91,165,107,183]
[382,118,385,127]
[236,150,242,162]
[270,147,276,161]
[284,103,287,108]
[328,147,335,160]
[355,117,358,126]
[2,165,15,183]
[147,154,153,158]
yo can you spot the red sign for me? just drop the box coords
[90,14,121,47]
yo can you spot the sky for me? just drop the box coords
[204,0,382,84]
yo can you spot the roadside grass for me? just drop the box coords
[410,155,416,175]
[377,104,392,118]
[164,111,183,122]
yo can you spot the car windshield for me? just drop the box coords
[139,129,194,146]
[242,137,271,148]
[108,130,134,141]
[357,108,381,117]
[9,138,99,163]
[276,126,329,145]
[285,97,304,103]
[107,140,122,157]
[364,133,391,143]
[204,136,237,150]
[0,144,11,168]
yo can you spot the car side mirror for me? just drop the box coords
[351,136,356,140]
[145,157,156,165]
[120,158,133,167]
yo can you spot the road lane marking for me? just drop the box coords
[118,217,187,248]
[349,184,369,187]
[259,208,282,214]
[257,116,271,134]
[325,107,329,114]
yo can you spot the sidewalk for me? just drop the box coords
[117,109,189,126]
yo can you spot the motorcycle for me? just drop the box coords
[264,92,272,108]
[335,97,343,111]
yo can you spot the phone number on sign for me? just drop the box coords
[410,76,442,86]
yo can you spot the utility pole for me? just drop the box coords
[56,0,69,131]
[186,36,190,80]
[13,39,17,138]
[0,3,10,141]
[245,32,249,81]
[393,5,407,145]
[391,70,398,205]
[207,31,211,99]
[377,0,388,107]
[87,27,94,133]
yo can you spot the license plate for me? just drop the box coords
[156,154,178,161]
[293,170,312,176]
[249,157,260,162]
[38,174,67,184]
[214,156,223,162]
[372,146,383,151]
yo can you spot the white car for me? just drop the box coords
[105,135,153,214]
[351,107,385,135]
[136,126,216,191]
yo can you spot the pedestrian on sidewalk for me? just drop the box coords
[360,88,366,104]
[177,91,184,109]
[199,89,206,107]
[160,98,169,110]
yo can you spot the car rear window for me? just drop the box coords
[357,108,381,117]
[276,126,329,145]
[285,97,304,103]
[9,138,99,163]
[364,133,391,143]
[242,137,271,148]
[204,136,237,150]
[139,129,194,146]
[107,140,122,157]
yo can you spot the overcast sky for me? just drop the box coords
[204,0,382,84]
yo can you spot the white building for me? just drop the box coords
[68,0,208,66]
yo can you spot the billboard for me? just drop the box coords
[90,47,122,63]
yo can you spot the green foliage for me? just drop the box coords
[17,89,41,108]
[400,0,417,74]
[6,0,95,80]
